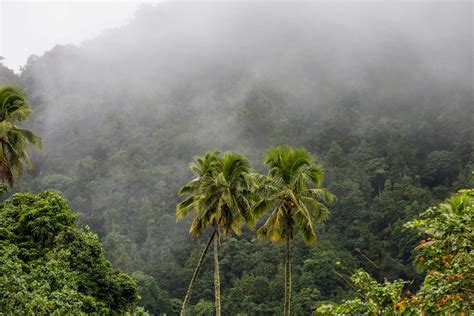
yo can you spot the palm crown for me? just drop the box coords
[0,86,43,186]
[256,145,335,244]
[177,150,255,237]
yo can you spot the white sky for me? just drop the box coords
[0,1,147,72]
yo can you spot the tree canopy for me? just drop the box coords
[318,188,474,315]
[0,191,142,314]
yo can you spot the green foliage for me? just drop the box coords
[0,85,42,186]
[403,188,473,313]
[256,145,335,244]
[189,299,215,316]
[317,189,474,315]
[177,151,255,237]
[225,272,281,314]
[422,150,457,187]
[132,271,177,315]
[292,287,321,315]
[0,191,141,314]
[317,269,406,315]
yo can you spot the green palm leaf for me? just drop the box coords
[0,85,42,186]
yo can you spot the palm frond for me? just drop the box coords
[0,85,41,186]
[258,145,335,245]
[252,198,278,220]
[301,196,330,221]
[0,86,32,122]
[293,206,317,245]
[304,188,336,204]
[176,196,196,221]
[9,127,43,149]
[4,141,25,178]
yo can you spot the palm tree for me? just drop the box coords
[254,145,335,316]
[0,85,42,187]
[176,151,255,316]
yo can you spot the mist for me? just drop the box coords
[6,1,466,237]
[21,2,471,154]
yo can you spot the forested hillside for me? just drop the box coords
[0,3,472,315]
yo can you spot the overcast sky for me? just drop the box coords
[0,1,147,72]
[1,0,469,73]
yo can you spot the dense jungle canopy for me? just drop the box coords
[0,2,472,315]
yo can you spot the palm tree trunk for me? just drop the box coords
[180,230,216,316]
[284,234,292,316]
[214,227,221,316]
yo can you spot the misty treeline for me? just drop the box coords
[0,2,472,315]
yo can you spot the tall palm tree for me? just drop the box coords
[254,145,335,316]
[176,151,219,316]
[176,151,255,316]
[0,85,42,187]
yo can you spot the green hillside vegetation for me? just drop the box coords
[0,191,142,314]
[1,63,472,313]
[0,3,472,315]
